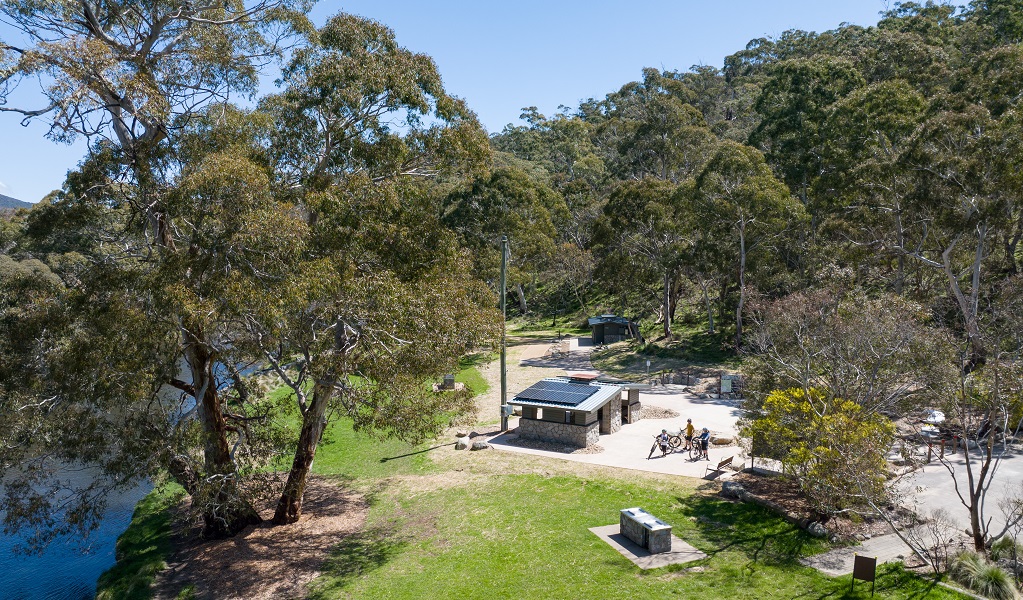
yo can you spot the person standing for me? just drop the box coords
[649,429,670,459]
[698,427,711,460]
[684,418,695,450]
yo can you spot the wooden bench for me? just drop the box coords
[705,455,733,476]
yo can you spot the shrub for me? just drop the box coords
[991,536,1022,562]
[950,550,1020,600]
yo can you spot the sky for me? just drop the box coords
[0,1,967,204]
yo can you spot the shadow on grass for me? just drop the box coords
[307,525,408,599]
[677,494,823,567]
[791,564,950,600]
[379,442,455,463]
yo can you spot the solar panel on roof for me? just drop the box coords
[516,380,599,406]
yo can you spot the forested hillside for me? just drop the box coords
[0,1,1020,585]
[484,1,1022,359]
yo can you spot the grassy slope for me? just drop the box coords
[97,355,964,600]
[95,485,185,600]
[307,467,964,600]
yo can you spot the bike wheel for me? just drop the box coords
[668,435,682,450]
[689,444,700,460]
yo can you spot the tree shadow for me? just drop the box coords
[676,494,821,567]
[306,524,408,599]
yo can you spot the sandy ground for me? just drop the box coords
[153,479,366,600]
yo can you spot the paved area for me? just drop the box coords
[898,444,1023,535]
[486,336,746,478]
[589,524,706,569]
[800,532,916,576]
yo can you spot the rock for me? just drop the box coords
[721,481,745,499]
[830,535,840,543]
[698,394,707,399]
[685,566,705,573]
[864,534,871,540]
[710,435,732,445]
[470,441,491,451]
[855,533,866,541]
[455,437,470,450]
[807,521,828,538]
[455,430,469,438]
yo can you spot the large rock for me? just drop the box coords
[721,481,746,499]
[455,437,470,450]
[470,441,491,451]
[710,435,733,445]
[455,430,469,438]
[807,521,828,538]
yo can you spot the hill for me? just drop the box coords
[0,194,31,210]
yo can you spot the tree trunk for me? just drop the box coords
[662,272,673,340]
[273,382,334,524]
[735,225,747,349]
[516,282,528,314]
[700,279,714,334]
[183,325,262,538]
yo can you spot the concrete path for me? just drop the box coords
[799,532,916,576]
[589,524,706,569]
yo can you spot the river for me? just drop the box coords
[0,477,151,600]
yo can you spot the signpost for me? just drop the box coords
[851,554,877,597]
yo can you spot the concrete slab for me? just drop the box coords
[589,524,707,569]
[487,385,745,479]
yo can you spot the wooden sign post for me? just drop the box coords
[851,554,877,597]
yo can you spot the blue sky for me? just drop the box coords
[0,1,965,203]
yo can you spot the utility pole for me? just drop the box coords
[500,235,509,431]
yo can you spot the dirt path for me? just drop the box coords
[472,336,590,425]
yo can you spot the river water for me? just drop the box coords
[0,477,151,599]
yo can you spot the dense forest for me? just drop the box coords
[0,0,1021,584]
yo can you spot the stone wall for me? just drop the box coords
[600,392,622,434]
[518,418,599,447]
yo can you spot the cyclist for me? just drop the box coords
[648,429,671,459]
[697,427,711,460]
[683,418,695,450]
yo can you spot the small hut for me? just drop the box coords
[588,314,639,344]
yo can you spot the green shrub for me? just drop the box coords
[950,550,1020,600]
[991,536,1022,562]
[950,551,985,588]
[974,563,1020,600]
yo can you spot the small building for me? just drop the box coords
[510,376,623,448]
[588,314,639,344]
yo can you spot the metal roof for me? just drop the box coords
[587,314,632,326]
[509,377,622,412]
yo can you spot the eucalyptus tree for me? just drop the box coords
[818,80,929,295]
[0,0,314,537]
[695,141,800,349]
[442,167,566,314]
[255,13,500,524]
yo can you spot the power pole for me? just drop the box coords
[500,235,509,431]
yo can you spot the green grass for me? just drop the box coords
[95,484,185,600]
[309,416,443,482]
[307,473,963,599]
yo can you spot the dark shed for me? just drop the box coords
[588,314,638,344]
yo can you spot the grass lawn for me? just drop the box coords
[306,460,964,600]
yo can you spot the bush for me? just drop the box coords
[950,550,1020,600]
[991,536,1022,562]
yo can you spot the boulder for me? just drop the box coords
[807,521,828,538]
[455,430,469,438]
[721,481,746,499]
[455,437,470,450]
[470,441,491,451]
[710,435,732,445]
